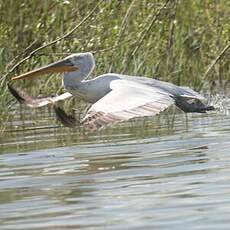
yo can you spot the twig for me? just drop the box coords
[108,0,137,71]
[92,38,136,53]
[32,37,135,56]
[203,41,230,80]
[2,0,103,81]
[131,0,171,57]
[167,0,178,50]
[5,40,38,70]
[121,0,171,73]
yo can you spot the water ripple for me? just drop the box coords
[1,109,230,229]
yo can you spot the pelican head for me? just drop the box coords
[12,52,95,81]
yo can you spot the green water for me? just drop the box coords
[1,107,230,229]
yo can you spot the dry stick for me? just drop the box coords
[165,0,178,80]
[120,0,137,34]
[108,0,137,71]
[197,41,230,90]
[35,37,136,57]
[167,0,178,50]
[5,40,38,70]
[2,0,103,82]
[93,38,137,53]
[131,0,171,57]
[122,0,171,73]
[203,41,230,80]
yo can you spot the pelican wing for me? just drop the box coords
[83,80,175,130]
[8,84,72,108]
[179,86,204,100]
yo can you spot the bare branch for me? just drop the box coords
[131,0,171,57]
[2,0,103,81]
[108,0,138,71]
[121,0,171,73]
[203,41,230,80]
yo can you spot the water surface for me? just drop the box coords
[1,107,230,229]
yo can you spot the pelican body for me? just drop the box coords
[9,52,214,130]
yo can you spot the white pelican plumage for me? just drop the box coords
[9,52,214,130]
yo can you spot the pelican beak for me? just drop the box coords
[12,58,78,81]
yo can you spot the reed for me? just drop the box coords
[0,0,229,131]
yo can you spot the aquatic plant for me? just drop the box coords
[0,0,229,131]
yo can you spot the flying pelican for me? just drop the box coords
[9,52,214,130]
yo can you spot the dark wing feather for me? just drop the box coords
[8,83,77,127]
[8,83,35,104]
[8,84,72,108]
[175,95,215,113]
[54,106,79,128]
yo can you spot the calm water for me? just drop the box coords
[1,106,230,229]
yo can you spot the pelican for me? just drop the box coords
[9,52,214,130]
